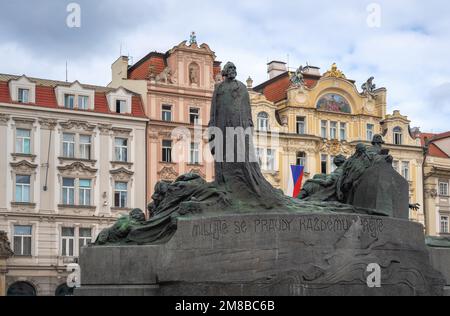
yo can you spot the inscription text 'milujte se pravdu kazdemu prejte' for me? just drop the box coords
[191,216,384,240]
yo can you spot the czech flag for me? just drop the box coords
[287,165,305,198]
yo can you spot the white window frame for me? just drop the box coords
[15,128,31,154]
[15,175,31,203]
[439,182,449,197]
[162,140,172,163]
[78,95,89,110]
[114,182,128,208]
[78,179,92,206]
[330,122,338,140]
[9,76,36,103]
[266,148,275,171]
[296,117,305,135]
[257,112,269,132]
[162,104,172,122]
[114,137,128,162]
[367,124,374,141]
[78,228,92,252]
[339,122,347,141]
[321,154,328,174]
[189,107,200,125]
[401,161,410,181]
[62,178,75,205]
[61,227,75,257]
[79,135,92,160]
[190,142,200,165]
[64,94,75,109]
[321,120,328,139]
[18,88,30,103]
[393,127,403,145]
[62,133,75,158]
[440,215,449,234]
[13,225,32,256]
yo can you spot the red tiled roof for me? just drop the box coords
[128,53,166,80]
[419,132,450,158]
[0,75,147,120]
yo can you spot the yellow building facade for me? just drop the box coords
[250,63,424,224]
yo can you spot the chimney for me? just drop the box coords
[111,56,129,83]
[302,65,321,76]
[267,61,287,79]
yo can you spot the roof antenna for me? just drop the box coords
[287,54,290,72]
[120,43,123,56]
[65,61,68,82]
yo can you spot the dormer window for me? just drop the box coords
[64,94,75,109]
[393,127,403,145]
[116,100,127,114]
[18,88,29,103]
[78,96,89,110]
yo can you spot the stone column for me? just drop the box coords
[0,231,14,296]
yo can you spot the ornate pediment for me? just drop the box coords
[158,166,178,182]
[58,162,97,177]
[10,160,38,173]
[0,114,10,125]
[189,167,206,179]
[110,167,134,182]
[323,63,346,79]
[60,120,96,132]
[39,118,58,130]
[319,139,353,156]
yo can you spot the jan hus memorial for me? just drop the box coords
[76,63,446,296]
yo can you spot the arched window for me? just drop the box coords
[257,112,269,131]
[296,152,307,167]
[7,281,36,296]
[55,283,74,296]
[393,127,403,145]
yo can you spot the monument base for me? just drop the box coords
[76,213,445,296]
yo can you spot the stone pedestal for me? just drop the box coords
[76,213,445,296]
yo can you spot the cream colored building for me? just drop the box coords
[420,132,450,236]
[0,74,147,295]
[250,62,424,224]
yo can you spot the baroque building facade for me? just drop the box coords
[249,62,424,224]
[109,38,221,206]
[420,132,450,236]
[0,74,147,295]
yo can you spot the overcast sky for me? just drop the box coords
[1,0,449,132]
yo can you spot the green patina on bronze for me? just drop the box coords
[95,63,412,246]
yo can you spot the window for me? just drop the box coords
[296,152,306,167]
[330,155,337,172]
[393,127,403,145]
[114,138,128,162]
[439,182,449,196]
[162,140,172,163]
[79,228,92,251]
[62,178,75,205]
[79,135,91,160]
[114,182,128,208]
[18,88,29,103]
[401,162,410,180]
[62,133,75,158]
[321,121,328,139]
[189,107,200,125]
[79,179,91,206]
[15,175,31,203]
[64,94,75,109]
[441,216,449,234]
[115,99,126,114]
[61,227,75,257]
[256,148,263,167]
[330,122,338,140]
[296,117,305,135]
[15,129,31,154]
[78,95,89,110]
[162,105,172,121]
[340,123,347,140]
[13,225,32,256]
[257,112,269,132]
[190,142,200,165]
[266,149,275,171]
[367,124,374,141]
[393,160,400,173]
[321,154,328,174]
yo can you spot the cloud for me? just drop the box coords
[0,0,449,132]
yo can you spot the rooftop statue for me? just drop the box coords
[94,65,413,245]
